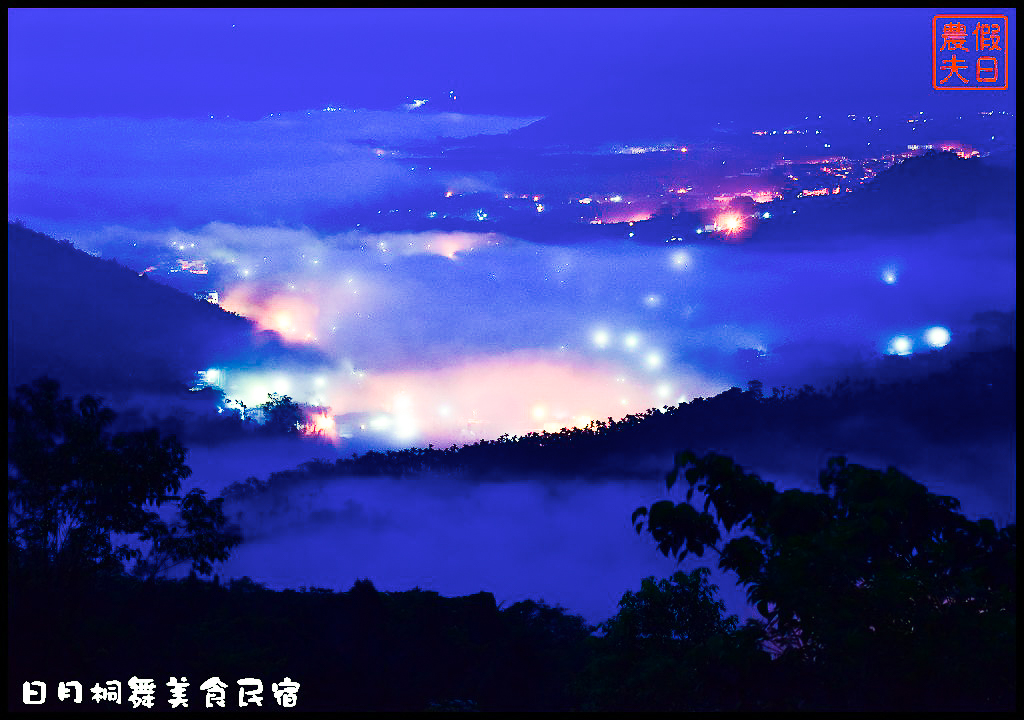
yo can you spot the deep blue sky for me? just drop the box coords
[8,8,1016,125]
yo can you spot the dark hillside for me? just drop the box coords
[757,151,1016,240]
[7,221,323,396]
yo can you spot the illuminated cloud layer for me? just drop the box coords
[7,102,1015,452]
[58,213,1013,450]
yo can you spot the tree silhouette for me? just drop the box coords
[580,568,769,711]
[258,392,303,435]
[8,377,240,583]
[631,451,1016,709]
[133,487,243,581]
[601,568,737,646]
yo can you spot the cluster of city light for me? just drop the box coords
[614,143,688,155]
[587,323,686,405]
[177,150,965,451]
[746,190,781,204]
[198,341,713,448]
[713,212,745,236]
[751,128,816,136]
[886,326,951,356]
[191,234,719,448]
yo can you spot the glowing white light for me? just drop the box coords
[623,333,640,351]
[393,393,413,413]
[670,250,691,269]
[393,418,418,442]
[887,335,914,356]
[369,415,393,431]
[924,326,951,348]
[274,312,292,332]
[882,267,898,285]
[531,405,547,421]
[645,352,663,370]
[644,294,662,308]
[592,328,611,349]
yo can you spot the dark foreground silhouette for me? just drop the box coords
[8,380,1015,711]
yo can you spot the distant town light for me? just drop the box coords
[887,335,914,356]
[714,212,744,236]
[924,326,951,348]
[670,250,691,269]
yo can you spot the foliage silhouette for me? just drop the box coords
[632,451,1016,710]
[133,487,243,581]
[216,345,1013,500]
[8,377,240,584]
[579,568,772,711]
[601,568,737,646]
[257,392,304,435]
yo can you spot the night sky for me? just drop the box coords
[7,8,1017,623]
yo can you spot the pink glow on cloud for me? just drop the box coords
[371,230,497,260]
[324,351,667,446]
[221,285,323,345]
[595,202,659,224]
[301,410,341,445]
